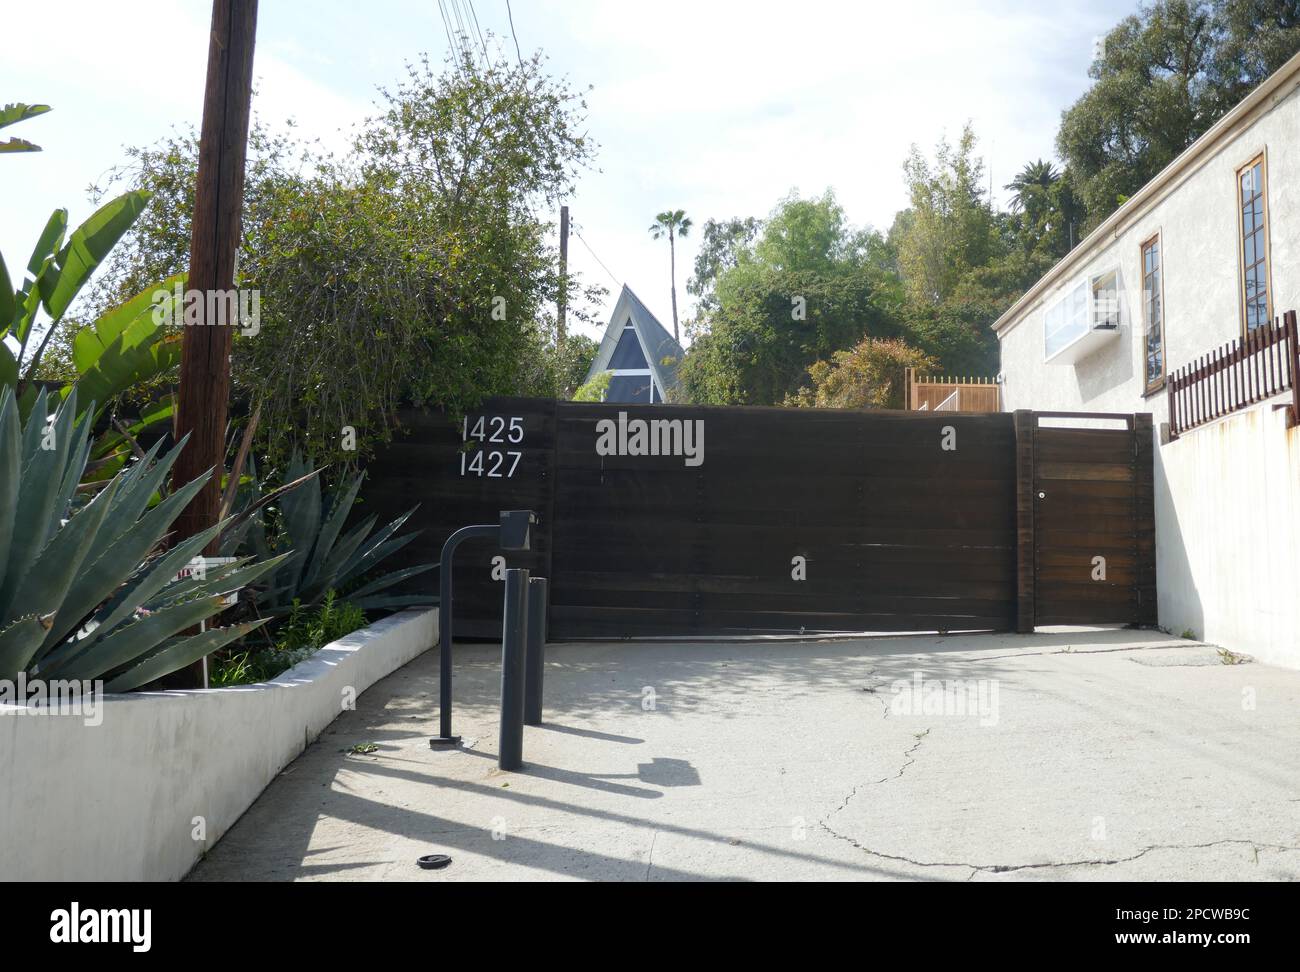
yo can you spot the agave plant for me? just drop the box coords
[0,385,285,691]
[222,452,434,616]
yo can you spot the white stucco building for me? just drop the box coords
[995,50,1300,669]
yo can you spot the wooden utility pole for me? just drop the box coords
[170,0,258,687]
[557,205,569,351]
[174,0,258,545]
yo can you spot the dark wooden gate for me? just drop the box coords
[549,403,1016,637]
[1014,411,1157,629]
[364,399,1156,638]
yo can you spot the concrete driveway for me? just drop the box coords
[188,628,1300,881]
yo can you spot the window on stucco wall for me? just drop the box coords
[1237,155,1271,333]
[1141,235,1164,391]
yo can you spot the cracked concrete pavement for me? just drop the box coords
[188,628,1300,881]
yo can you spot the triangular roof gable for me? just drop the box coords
[585,285,684,397]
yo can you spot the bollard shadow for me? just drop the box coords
[537,724,643,744]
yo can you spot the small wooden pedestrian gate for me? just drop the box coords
[362,398,1157,638]
[1014,411,1157,628]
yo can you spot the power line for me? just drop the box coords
[505,0,525,68]
[449,0,467,42]
[436,0,457,57]
[439,0,476,69]
[465,0,489,59]
[573,227,622,289]
[436,0,468,73]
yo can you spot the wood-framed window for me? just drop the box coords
[1237,153,1272,334]
[1141,234,1165,392]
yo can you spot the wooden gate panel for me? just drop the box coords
[1030,414,1156,627]
[548,403,1017,637]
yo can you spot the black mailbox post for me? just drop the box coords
[430,510,536,747]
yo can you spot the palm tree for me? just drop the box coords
[648,209,692,342]
[1005,159,1060,213]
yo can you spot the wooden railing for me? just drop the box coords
[1167,310,1299,439]
[905,369,1000,413]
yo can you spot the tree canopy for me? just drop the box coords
[1058,0,1300,230]
[75,50,602,464]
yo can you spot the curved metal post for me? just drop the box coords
[430,523,498,746]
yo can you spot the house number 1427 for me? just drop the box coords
[461,415,524,478]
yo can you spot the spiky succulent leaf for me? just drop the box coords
[103,620,269,694]
[0,389,20,595]
[300,473,362,592]
[0,613,55,681]
[344,563,436,601]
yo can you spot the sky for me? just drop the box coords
[2,0,1137,346]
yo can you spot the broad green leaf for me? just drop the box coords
[0,341,16,392]
[26,210,66,278]
[0,250,13,332]
[38,190,150,321]
[72,272,185,372]
[12,276,44,349]
[0,103,51,131]
[0,138,41,154]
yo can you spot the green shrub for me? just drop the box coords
[209,591,366,686]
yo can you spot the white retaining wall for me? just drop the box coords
[1156,407,1300,668]
[0,607,436,882]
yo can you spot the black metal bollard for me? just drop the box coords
[498,568,530,771]
[431,511,535,749]
[431,523,497,746]
[524,576,548,726]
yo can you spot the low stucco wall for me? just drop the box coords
[0,607,436,882]
[1157,406,1300,667]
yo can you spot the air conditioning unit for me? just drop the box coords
[1043,268,1125,365]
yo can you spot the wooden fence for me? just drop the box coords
[1167,310,1299,438]
[905,368,1001,413]
[361,398,1156,639]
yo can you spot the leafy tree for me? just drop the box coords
[83,49,603,463]
[1058,0,1300,230]
[679,190,906,405]
[572,369,611,402]
[648,209,692,342]
[894,126,1001,305]
[785,336,937,410]
[686,216,759,322]
[1210,0,1300,108]
[517,330,598,398]
[678,268,900,405]
[1005,159,1060,214]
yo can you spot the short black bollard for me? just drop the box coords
[498,568,529,771]
[524,576,548,726]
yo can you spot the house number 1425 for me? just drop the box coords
[461,415,524,478]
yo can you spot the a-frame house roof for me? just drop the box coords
[584,285,684,403]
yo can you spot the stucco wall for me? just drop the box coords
[999,79,1299,418]
[996,77,1300,667]
[0,607,436,882]
[1156,407,1300,668]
